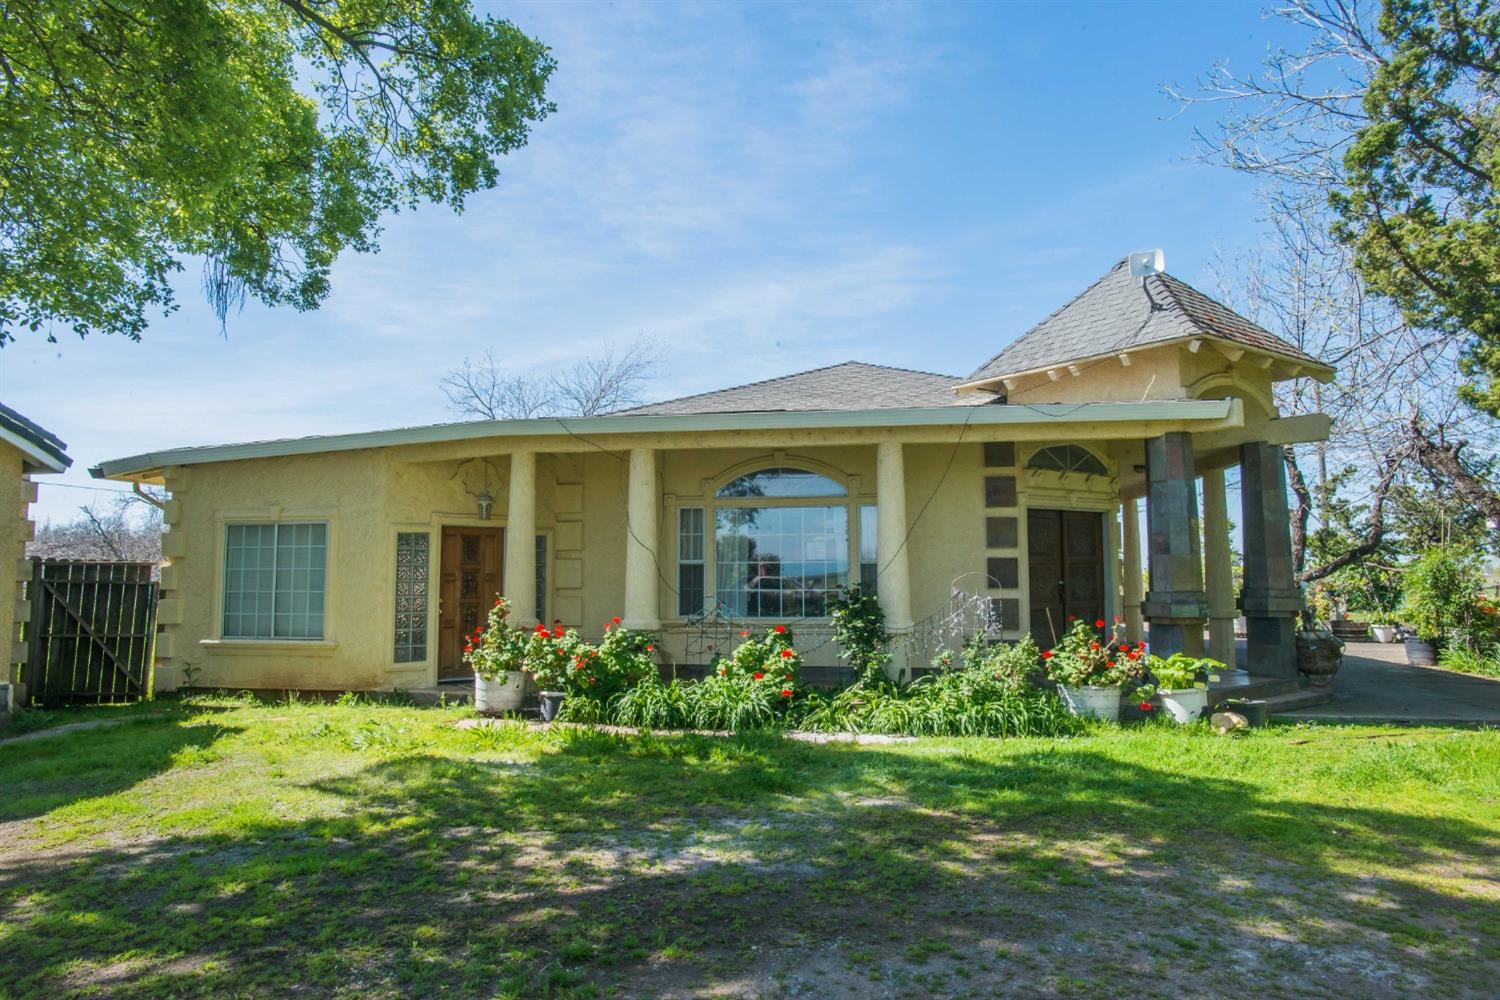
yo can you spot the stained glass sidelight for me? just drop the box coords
[394,532,430,663]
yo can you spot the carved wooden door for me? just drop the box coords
[439,527,503,679]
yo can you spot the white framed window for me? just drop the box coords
[223,522,327,639]
[677,508,706,617]
[683,466,871,620]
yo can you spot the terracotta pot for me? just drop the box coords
[1296,632,1344,689]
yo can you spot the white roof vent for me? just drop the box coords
[1128,249,1165,277]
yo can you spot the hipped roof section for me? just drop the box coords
[960,258,1334,389]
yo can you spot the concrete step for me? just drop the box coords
[1263,688,1335,714]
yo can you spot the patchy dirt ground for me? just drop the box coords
[1,703,1497,998]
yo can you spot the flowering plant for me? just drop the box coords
[523,618,587,692]
[711,624,802,701]
[1041,617,1148,691]
[463,597,533,682]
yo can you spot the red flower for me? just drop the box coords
[646,644,655,652]
[753,671,764,680]
[774,625,787,634]
[1042,650,1054,659]
[740,630,750,638]
[780,688,792,698]
[589,676,597,684]
[1067,615,1077,622]
[1094,619,1105,629]
[1089,641,1100,651]
[553,626,564,638]
[1113,615,1122,623]
[1137,641,1147,651]
[780,648,794,659]
[1138,702,1153,712]
[611,616,622,625]
[1106,660,1115,668]
[534,624,548,635]
[784,673,792,680]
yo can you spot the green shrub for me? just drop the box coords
[795,638,1080,739]
[611,674,690,730]
[826,585,891,685]
[682,673,783,732]
[1403,546,1484,647]
[1437,647,1500,678]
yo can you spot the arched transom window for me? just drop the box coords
[677,466,875,619]
[1027,444,1109,476]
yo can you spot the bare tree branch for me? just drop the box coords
[441,338,664,421]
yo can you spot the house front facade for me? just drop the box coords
[94,259,1332,693]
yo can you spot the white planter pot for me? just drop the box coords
[1159,687,1209,724]
[475,671,526,715]
[1371,625,1397,644]
[1059,685,1121,722]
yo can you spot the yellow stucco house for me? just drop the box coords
[0,404,71,710]
[94,258,1332,694]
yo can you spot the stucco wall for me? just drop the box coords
[150,430,1153,692]
[0,441,36,692]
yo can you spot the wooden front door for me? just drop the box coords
[439,527,503,679]
[1027,509,1105,648]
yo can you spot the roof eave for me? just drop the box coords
[0,426,70,474]
[92,400,1239,481]
[956,335,1335,392]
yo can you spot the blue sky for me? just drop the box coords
[4,0,1293,523]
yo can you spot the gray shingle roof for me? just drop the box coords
[617,361,989,415]
[963,258,1330,384]
[0,402,70,471]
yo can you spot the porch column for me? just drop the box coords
[623,447,660,630]
[1239,442,1300,678]
[1120,496,1144,641]
[1141,432,1208,656]
[875,440,912,633]
[504,450,537,625]
[1202,466,1237,667]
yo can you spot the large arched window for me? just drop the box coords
[678,466,873,619]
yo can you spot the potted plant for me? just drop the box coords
[525,619,586,721]
[1369,611,1400,644]
[1296,608,1345,688]
[465,597,531,715]
[1140,652,1223,724]
[1042,617,1148,722]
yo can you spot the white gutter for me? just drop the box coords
[91,399,1236,481]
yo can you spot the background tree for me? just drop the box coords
[30,494,163,564]
[1,1,554,343]
[441,337,664,420]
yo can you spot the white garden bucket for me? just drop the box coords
[1371,625,1397,644]
[475,671,526,715]
[1159,687,1209,724]
[1059,685,1121,722]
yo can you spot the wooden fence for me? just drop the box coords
[24,560,158,705]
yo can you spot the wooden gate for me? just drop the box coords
[25,560,158,705]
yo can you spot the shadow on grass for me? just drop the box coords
[0,728,1496,997]
[0,715,239,823]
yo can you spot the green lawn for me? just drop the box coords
[1,698,1498,999]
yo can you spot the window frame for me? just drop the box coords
[219,519,330,642]
[672,459,874,622]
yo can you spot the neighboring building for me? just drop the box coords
[0,405,71,708]
[93,258,1332,693]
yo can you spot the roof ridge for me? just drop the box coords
[843,360,963,381]
[966,258,1130,379]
